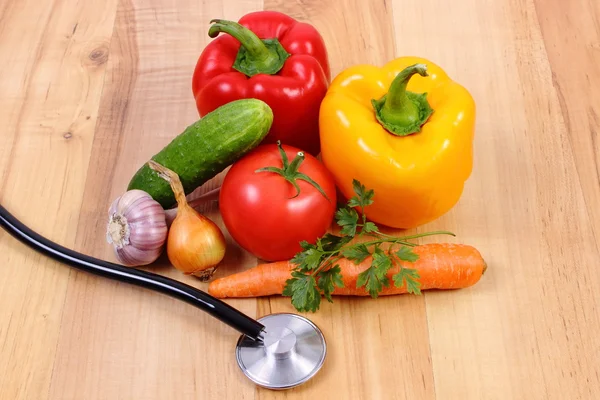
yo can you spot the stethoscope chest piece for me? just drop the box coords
[235,313,326,390]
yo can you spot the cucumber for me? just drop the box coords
[127,99,273,208]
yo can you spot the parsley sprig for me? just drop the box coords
[282,179,454,312]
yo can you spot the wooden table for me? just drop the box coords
[1,0,599,398]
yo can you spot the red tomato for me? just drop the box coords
[219,143,337,261]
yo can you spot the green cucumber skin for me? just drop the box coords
[127,99,273,208]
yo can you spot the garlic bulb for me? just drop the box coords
[106,190,168,266]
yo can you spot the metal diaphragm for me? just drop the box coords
[235,313,327,390]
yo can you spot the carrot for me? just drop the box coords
[208,243,486,298]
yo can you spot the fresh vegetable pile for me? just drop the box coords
[106,10,484,312]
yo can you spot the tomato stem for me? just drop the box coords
[287,151,305,175]
[255,141,330,200]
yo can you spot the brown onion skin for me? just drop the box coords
[146,160,227,280]
[167,205,226,280]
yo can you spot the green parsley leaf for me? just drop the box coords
[346,198,361,208]
[317,265,344,303]
[282,278,295,297]
[290,245,324,272]
[341,243,371,264]
[356,267,382,298]
[347,179,375,208]
[356,247,393,298]
[283,272,322,312]
[299,240,314,251]
[392,268,422,294]
[395,246,419,262]
[363,222,379,234]
[336,207,359,236]
[318,233,352,252]
[372,247,393,277]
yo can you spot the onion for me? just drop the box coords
[148,160,226,280]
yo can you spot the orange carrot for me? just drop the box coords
[208,243,486,298]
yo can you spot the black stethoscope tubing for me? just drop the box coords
[0,204,265,341]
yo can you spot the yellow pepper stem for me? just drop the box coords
[371,63,434,136]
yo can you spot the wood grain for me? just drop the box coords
[0,0,118,398]
[534,0,600,237]
[1,0,599,399]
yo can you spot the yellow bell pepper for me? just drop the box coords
[319,56,476,229]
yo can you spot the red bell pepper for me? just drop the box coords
[191,11,330,156]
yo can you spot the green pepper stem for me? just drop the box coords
[371,63,434,136]
[209,20,272,63]
[208,19,289,77]
[383,64,427,118]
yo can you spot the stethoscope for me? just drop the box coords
[0,205,326,390]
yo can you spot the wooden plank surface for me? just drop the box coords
[0,0,119,398]
[1,0,599,399]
